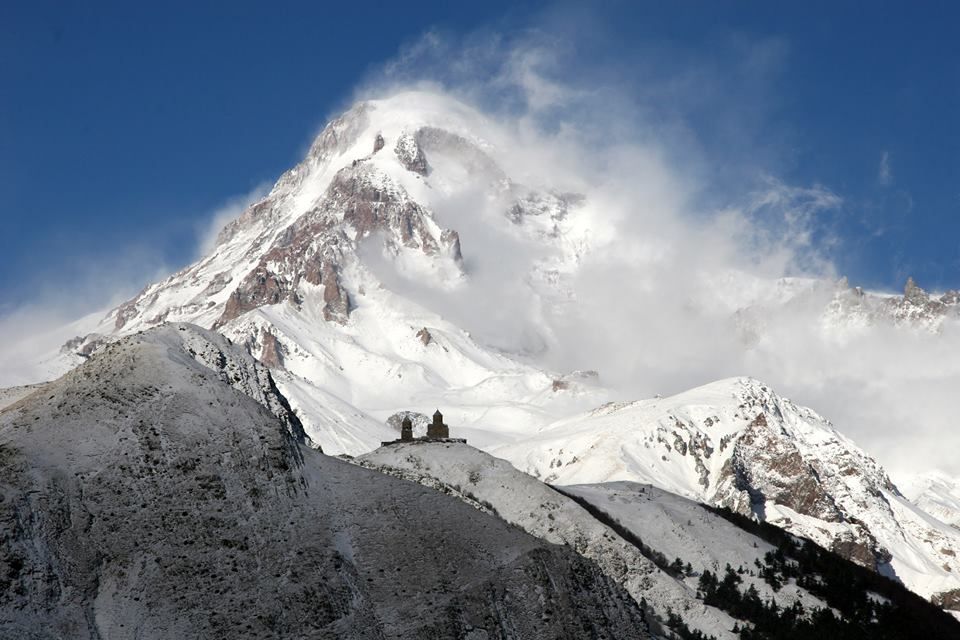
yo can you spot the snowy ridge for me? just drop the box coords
[356,443,960,636]
[495,377,960,605]
[357,441,738,638]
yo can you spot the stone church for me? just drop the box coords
[388,409,463,446]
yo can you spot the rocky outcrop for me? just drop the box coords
[114,286,149,330]
[440,228,463,264]
[256,329,284,369]
[932,588,960,612]
[394,131,429,175]
[215,267,294,328]
[502,378,926,582]
[822,276,960,331]
[416,327,433,346]
[709,392,893,570]
[723,413,842,522]
[60,333,109,359]
[208,161,462,329]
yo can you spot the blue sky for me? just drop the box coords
[2,1,959,312]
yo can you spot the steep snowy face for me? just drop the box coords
[0,324,651,639]
[496,377,960,606]
[60,92,597,455]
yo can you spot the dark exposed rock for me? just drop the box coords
[394,132,429,175]
[440,228,463,265]
[416,327,433,346]
[372,133,385,154]
[320,261,350,324]
[941,290,960,305]
[932,588,960,611]
[828,276,960,330]
[724,413,843,523]
[214,267,293,329]
[208,160,464,329]
[257,329,284,369]
[114,287,148,330]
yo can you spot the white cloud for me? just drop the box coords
[195,183,271,256]
[879,150,893,186]
[0,186,270,387]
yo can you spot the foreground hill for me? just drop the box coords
[358,442,960,638]
[359,441,736,638]
[0,324,649,639]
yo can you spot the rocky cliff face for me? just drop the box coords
[0,324,650,639]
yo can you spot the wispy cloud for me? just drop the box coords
[878,150,893,186]
[0,186,271,387]
[195,183,271,256]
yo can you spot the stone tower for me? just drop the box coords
[427,409,449,439]
[400,416,414,442]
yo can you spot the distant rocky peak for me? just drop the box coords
[904,276,930,304]
[303,101,373,169]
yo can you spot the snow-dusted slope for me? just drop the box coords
[496,377,960,608]
[0,382,47,411]
[0,324,650,639]
[355,443,960,635]
[357,441,737,638]
[562,483,827,612]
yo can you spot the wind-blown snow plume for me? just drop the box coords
[346,29,960,477]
